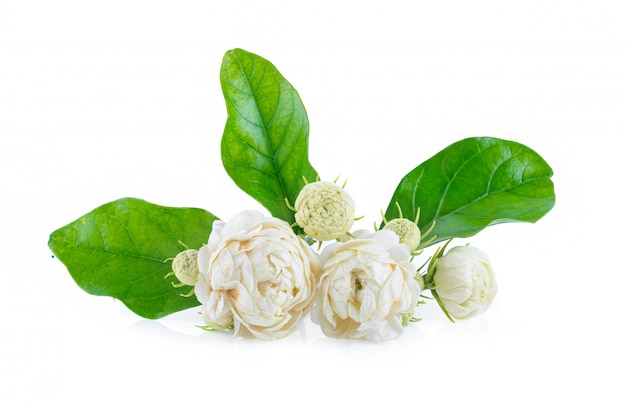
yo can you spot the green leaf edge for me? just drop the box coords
[219,48,318,226]
[383,136,556,247]
[48,197,219,319]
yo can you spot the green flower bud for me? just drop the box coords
[294,181,355,241]
[383,218,421,251]
[171,249,199,286]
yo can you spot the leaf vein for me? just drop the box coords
[433,144,496,219]
[231,50,290,205]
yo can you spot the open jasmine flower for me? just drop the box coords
[195,210,319,339]
[311,229,420,342]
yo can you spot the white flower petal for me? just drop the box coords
[195,210,318,340]
[434,245,497,320]
[311,230,420,342]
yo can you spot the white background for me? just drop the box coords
[2,1,625,403]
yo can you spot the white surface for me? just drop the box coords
[2,1,625,403]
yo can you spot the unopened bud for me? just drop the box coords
[294,181,355,241]
[171,249,199,286]
[384,218,421,251]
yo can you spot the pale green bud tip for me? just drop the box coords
[294,181,356,241]
[415,272,425,290]
[383,218,421,251]
[172,249,199,286]
[401,312,415,327]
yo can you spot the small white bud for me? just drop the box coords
[433,246,497,320]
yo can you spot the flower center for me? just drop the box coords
[350,270,368,303]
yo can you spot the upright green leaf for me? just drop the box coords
[48,198,219,319]
[383,137,555,246]
[220,48,318,224]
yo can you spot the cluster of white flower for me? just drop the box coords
[169,181,497,342]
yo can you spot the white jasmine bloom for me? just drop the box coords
[294,181,355,241]
[311,229,420,342]
[195,211,318,340]
[433,245,497,320]
[171,249,199,286]
[383,218,421,251]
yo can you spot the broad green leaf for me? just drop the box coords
[220,48,318,225]
[383,137,555,247]
[48,198,219,319]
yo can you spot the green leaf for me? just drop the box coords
[48,197,219,319]
[383,137,555,247]
[220,48,318,225]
